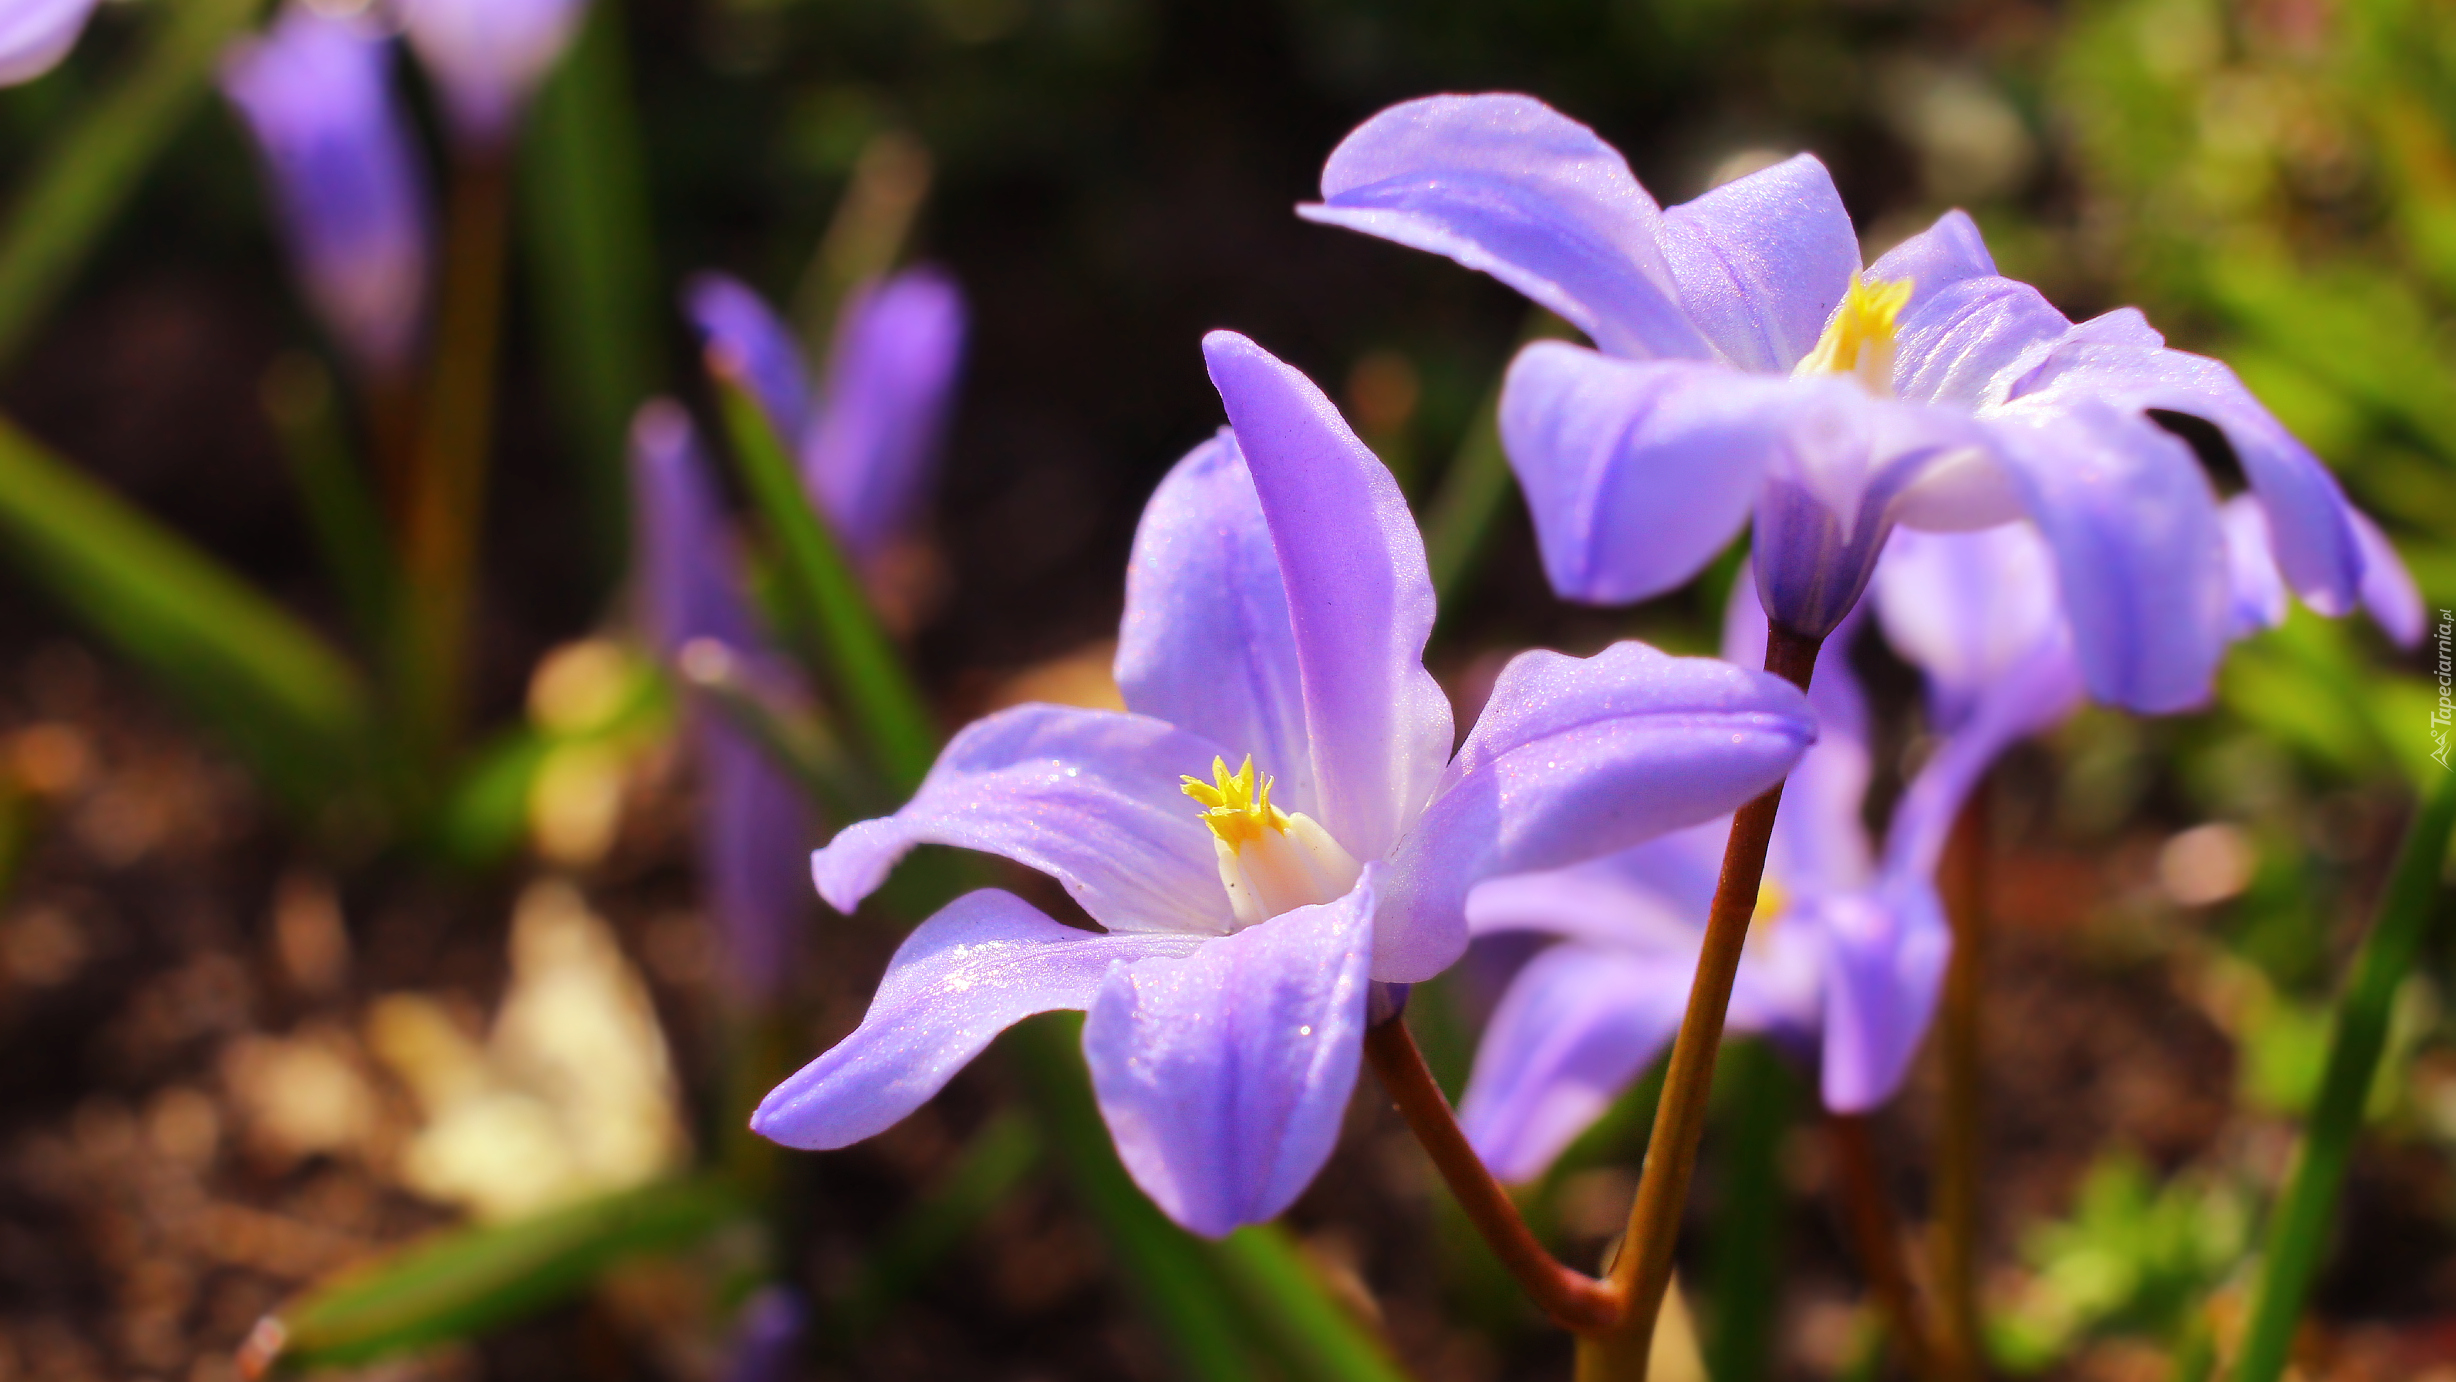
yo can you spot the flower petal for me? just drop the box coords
[1871,523,2067,732]
[810,703,1238,936]
[1882,637,2083,883]
[1083,868,1376,1236]
[2004,313,2365,616]
[1458,942,1692,1182]
[2218,496,2290,640]
[1299,94,1710,360]
[2350,507,2424,648]
[1658,152,1861,373]
[1114,429,1316,815]
[628,400,764,658]
[700,719,813,998]
[804,267,967,559]
[684,273,815,449]
[1986,402,2230,712]
[1466,822,1725,951]
[1378,641,1815,982]
[1498,342,1789,605]
[1865,209,2002,315]
[752,890,1204,1149]
[1815,886,1950,1113]
[1203,332,1452,863]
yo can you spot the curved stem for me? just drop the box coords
[1578,623,1821,1381]
[1934,790,1990,1380]
[1362,1017,1622,1331]
[1830,1112,1944,1382]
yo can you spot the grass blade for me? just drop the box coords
[0,416,371,808]
[2231,766,2456,1382]
[242,1178,748,1376]
[0,0,264,367]
[1212,1225,1415,1382]
[520,0,663,590]
[710,363,938,793]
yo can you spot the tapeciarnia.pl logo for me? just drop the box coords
[2434,608,2454,770]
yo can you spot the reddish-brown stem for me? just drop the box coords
[394,147,511,761]
[1829,1112,1944,1381]
[1934,790,1991,1380]
[1577,622,1821,1381]
[1364,1018,1623,1332]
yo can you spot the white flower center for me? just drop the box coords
[1181,755,1363,929]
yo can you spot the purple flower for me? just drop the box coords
[0,0,94,85]
[1459,538,2083,1180]
[685,268,967,567]
[721,1286,806,1382]
[754,332,1818,1235]
[221,6,432,378]
[629,402,812,1000]
[398,0,587,146]
[1303,93,2397,711]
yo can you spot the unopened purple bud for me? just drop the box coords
[0,0,97,86]
[398,0,586,146]
[701,720,812,999]
[804,268,967,562]
[683,273,815,450]
[628,399,759,658]
[221,7,432,378]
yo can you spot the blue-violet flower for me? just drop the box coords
[752,332,1819,1235]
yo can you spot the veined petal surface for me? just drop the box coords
[1114,430,1316,816]
[1657,153,1859,373]
[1299,94,1709,360]
[1987,402,2229,713]
[809,704,1238,937]
[1378,641,1814,981]
[1499,342,1789,605]
[1083,869,1375,1237]
[753,890,1203,1148]
[1203,332,1451,864]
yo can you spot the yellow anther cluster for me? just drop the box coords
[1182,754,1291,851]
[1754,874,1790,927]
[1799,273,1913,383]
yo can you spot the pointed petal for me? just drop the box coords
[684,273,815,448]
[1458,942,1692,1182]
[1865,209,2000,313]
[803,267,967,559]
[1114,429,1317,815]
[1203,332,1452,863]
[1083,869,1376,1236]
[0,0,96,86]
[1987,403,2230,712]
[810,704,1238,936]
[1378,641,1814,981]
[1299,94,1710,360]
[752,891,1203,1148]
[1498,342,1789,605]
[1815,887,1950,1113]
[2004,315,2364,616]
[1658,153,1861,373]
[2350,507,2424,647]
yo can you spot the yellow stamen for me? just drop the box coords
[1182,754,1291,851]
[1797,273,1913,394]
[1755,874,1790,927]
